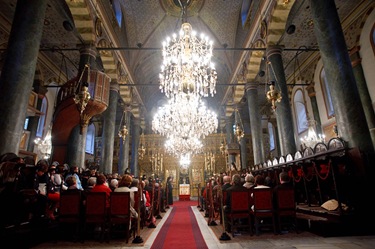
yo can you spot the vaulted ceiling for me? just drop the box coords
[0,0,367,133]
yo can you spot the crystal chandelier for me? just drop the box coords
[118,110,129,144]
[180,153,191,169]
[300,119,326,149]
[165,135,203,156]
[159,2,217,99]
[152,93,218,139]
[34,126,52,159]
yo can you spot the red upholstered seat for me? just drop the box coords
[275,187,298,233]
[226,190,253,237]
[251,188,277,235]
[108,192,131,243]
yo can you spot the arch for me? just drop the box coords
[267,0,296,45]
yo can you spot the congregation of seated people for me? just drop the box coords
[0,153,169,243]
[200,169,296,235]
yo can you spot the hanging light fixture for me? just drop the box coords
[74,64,91,114]
[219,126,226,155]
[300,118,326,149]
[266,81,282,111]
[152,93,218,139]
[138,132,146,160]
[234,108,244,143]
[165,135,203,156]
[118,110,129,144]
[159,1,217,99]
[34,126,52,159]
[180,153,191,169]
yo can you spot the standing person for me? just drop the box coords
[166,176,173,205]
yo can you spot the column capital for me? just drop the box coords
[266,45,283,58]
[110,80,120,92]
[245,82,258,91]
[133,118,141,126]
[78,45,98,58]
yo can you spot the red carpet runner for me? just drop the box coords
[150,200,208,249]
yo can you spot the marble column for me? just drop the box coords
[225,116,235,164]
[68,46,98,169]
[266,46,297,155]
[310,0,373,153]
[67,125,87,168]
[350,46,375,149]
[130,117,140,176]
[0,0,48,155]
[240,137,247,169]
[246,83,263,164]
[101,81,119,174]
[119,106,131,175]
[306,84,322,135]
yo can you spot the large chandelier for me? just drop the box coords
[152,93,218,139]
[165,136,203,156]
[159,22,217,99]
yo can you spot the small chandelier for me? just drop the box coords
[159,2,217,99]
[152,93,218,139]
[165,136,203,156]
[118,110,129,144]
[180,153,191,169]
[74,64,91,114]
[138,133,146,160]
[266,81,282,111]
[34,126,52,159]
[234,108,244,143]
[300,119,326,149]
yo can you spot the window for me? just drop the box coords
[36,97,47,138]
[293,89,308,134]
[320,69,335,118]
[24,117,29,130]
[111,0,122,27]
[268,122,275,151]
[86,123,95,154]
[241,0,252,27]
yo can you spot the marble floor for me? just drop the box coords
[31,205,375,249]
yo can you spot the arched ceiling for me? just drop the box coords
[0,0,369,132]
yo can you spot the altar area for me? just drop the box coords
[179,184,190,201]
